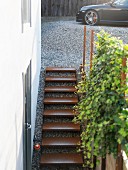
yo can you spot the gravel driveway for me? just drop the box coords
[41,17,128,70]
[32,17,128,170]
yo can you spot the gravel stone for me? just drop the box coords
[32,17,128,170]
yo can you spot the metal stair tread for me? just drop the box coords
[42,137,81,147]
[40,153,83,165]
[44,97,78,104]
[40,67,83,168]
[43,109,77,117]
[45,76,77,82]
[42,122,80,131]
[46,67,76,72]
[44,86,77,92]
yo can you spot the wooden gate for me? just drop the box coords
[41,0,110,17]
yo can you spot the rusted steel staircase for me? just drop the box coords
[40,67,83,169]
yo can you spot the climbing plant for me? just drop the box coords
[73,31,128,168]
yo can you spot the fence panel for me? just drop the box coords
[41,0,110,16]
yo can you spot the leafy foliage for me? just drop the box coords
[73,31,128,168]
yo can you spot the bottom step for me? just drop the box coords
[40,153,83,165]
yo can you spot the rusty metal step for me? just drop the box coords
[40,67,83,168]
[44,97,78,104]
[40,153,83,166]
[43,109,77,118]
[42,137,80,147]
[45,76,77,82]
[42,122,80,132]
[46,67,76,73]
[44,86,77,92]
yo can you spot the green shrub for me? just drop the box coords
[73,30,128,168]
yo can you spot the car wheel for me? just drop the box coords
[84,10,99,26]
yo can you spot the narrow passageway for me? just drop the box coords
[32,17,128,170]
[32,17,84,170]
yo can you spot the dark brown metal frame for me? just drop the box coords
[90,30,94,70]
[116,57,127,170]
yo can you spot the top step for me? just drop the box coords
[46,67,76,73]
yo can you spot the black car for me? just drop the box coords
[76,0,128,26]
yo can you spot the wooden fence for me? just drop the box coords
[41,0,110,16]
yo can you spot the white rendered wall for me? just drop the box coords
[0,0,41,170]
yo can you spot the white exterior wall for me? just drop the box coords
[0,0,41,170]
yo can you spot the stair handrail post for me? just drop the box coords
[90,30,94,71]
[116,57,127,170]
[82,25,86,73]
[89,29,97,170]
[121,57,127,84]
[89,29,107,169]
[80,26,86,80]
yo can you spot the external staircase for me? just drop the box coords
[40,67,83,169]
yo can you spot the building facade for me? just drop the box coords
[0,0,41,169]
